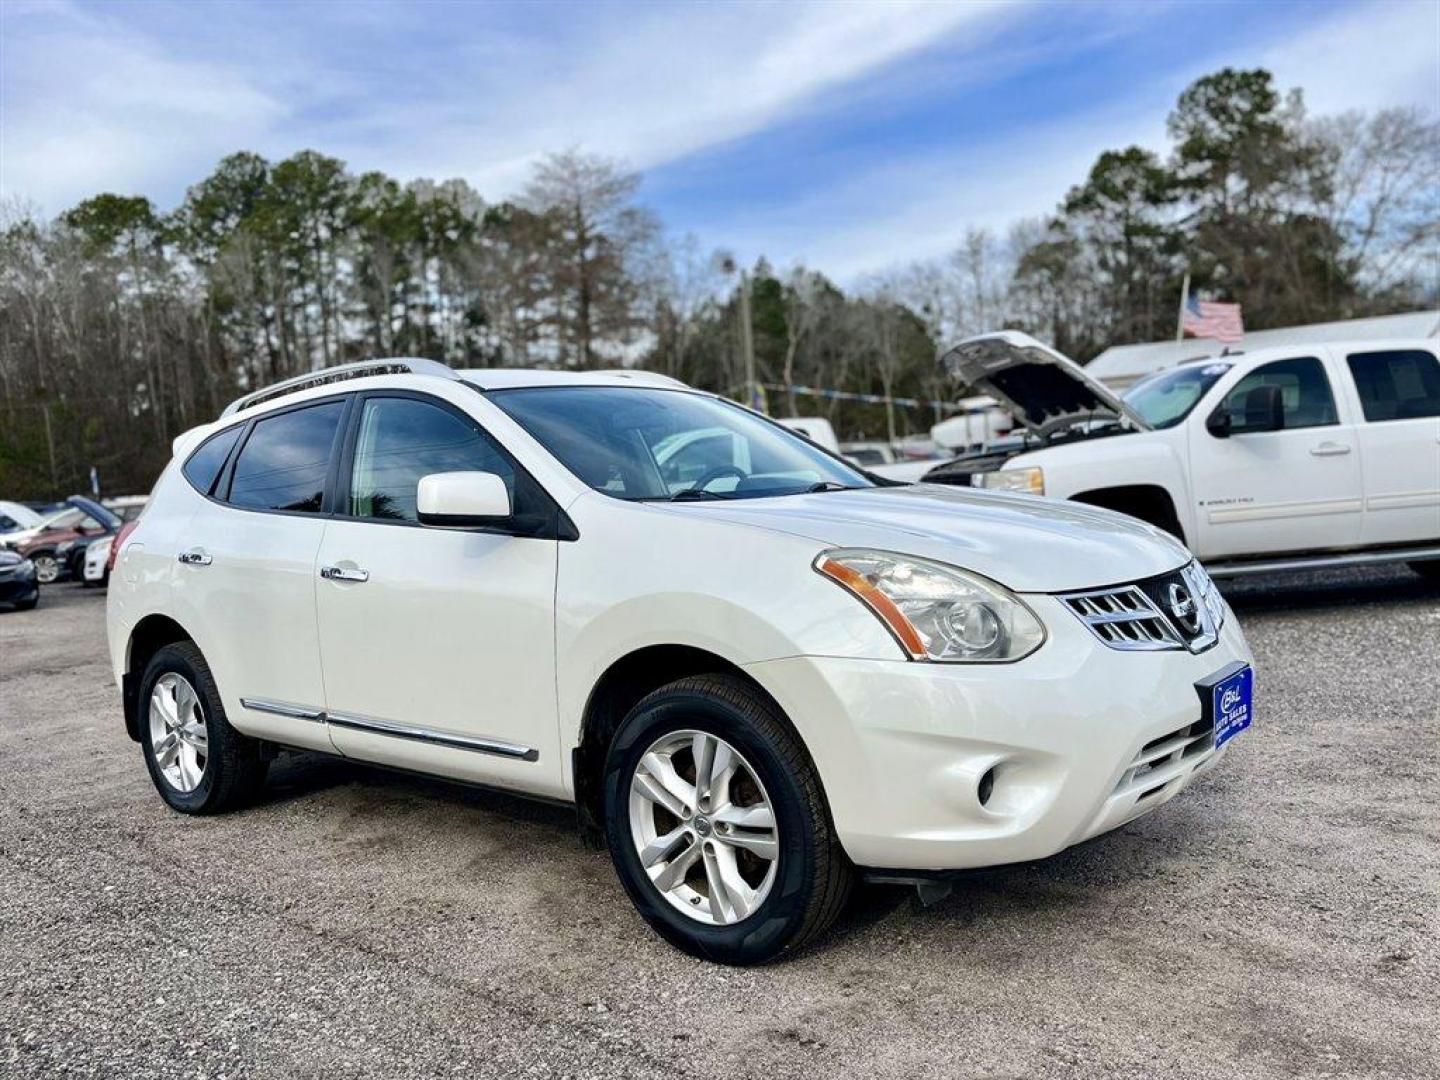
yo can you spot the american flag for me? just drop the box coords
[1181,297,1244,343]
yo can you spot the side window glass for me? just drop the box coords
[182,426,242,496]
[228,401,345,513]
[1346,349,1440,422]
[348,397,514,522]
[1221,357,1337,431]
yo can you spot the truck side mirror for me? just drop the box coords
[1206,408,1232,439]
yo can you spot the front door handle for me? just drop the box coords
[1309,442,1352,457]
[177,549,212,566]
[320,565,369,583]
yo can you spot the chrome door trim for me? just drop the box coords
[240,698,325,722]
[319,565,369,583]
[325,710,539,761]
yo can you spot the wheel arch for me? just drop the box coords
[122,613,198,741]
[1070,483,1187,545]
[571,644,801,848]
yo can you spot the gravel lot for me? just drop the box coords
[2,569,1437,1079]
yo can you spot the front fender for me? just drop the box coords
[1015,434,1194,540]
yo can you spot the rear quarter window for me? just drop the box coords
[182,426,243,497]
[1346,349,1440,422]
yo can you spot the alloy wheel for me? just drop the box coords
[148,672,209,793]
[628,729,779,925]
[32,553,59,584]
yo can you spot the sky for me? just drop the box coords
[1,0,1436,282]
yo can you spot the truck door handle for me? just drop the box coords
[320,565,369,583]
[177,549,212,566]
[1309,442,1351,457]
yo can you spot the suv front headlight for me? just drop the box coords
[814,549,1045,662]
[979,467,1044,495]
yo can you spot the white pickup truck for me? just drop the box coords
[894,331,1440,580]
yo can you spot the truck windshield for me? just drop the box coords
[489,386,873,501]
[1122,363,1232,429]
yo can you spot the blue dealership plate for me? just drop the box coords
[1211,665,1253,748]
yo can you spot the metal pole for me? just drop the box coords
[42,403,57,490]
[1175,271,1191,342]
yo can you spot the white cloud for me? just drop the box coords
[0,1,286,208]
[1261,0,1439,116]
[706,0,1440,281]
[0,0,1009,210]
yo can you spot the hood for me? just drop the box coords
[0,502,43,532]
[941,331,1150,439]
[66,495,122,530]
[662,484,1189,593]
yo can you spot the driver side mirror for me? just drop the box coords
[417,471,511,528]
[1207,384,1285,437]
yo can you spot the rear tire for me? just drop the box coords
[139,642,268,814]
[1410,560,1440,583]
[602,674,852,964]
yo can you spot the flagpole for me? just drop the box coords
[1175,270,1191,342]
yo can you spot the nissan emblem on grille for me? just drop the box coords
[1167,581,1199,634]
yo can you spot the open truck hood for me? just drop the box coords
[941,331,1150,439]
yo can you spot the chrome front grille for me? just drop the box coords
[1061,562,1224,653]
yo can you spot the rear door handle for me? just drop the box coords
[177,549,212,566]
[320,565,369,583]
[1309,442,1352,456]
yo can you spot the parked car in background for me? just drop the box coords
[2,495,121,584]
[0,549,39,610]
[0,501,44,535]
[85,518,141,586]
[774,416,841,454]
[840,441,896,467]
[103,495,150,522]
[921,332,1440,580]
[109,358,1252,964]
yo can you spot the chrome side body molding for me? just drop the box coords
[325,711,539,761]
[240,698,325,722]
[238,698,537,761]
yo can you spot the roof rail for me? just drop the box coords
[220,358,459,417]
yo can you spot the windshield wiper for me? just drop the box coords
[802,481,859,493]
[664,488,733,502]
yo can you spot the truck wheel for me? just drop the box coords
[602,674,852,964]
[139,642,269,814]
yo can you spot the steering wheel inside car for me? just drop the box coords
[683,464,748,494]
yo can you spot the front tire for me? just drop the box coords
[30,551,59,585]
[139,642,268,814]
[602,674,852,964]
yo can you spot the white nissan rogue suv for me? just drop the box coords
[107,358,1255,963]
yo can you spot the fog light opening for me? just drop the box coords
[977,766,996,807]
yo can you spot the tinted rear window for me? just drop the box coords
[228,402,344,513]
[182,426,242,496]
[1347,349,1440,422]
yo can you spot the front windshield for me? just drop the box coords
[1123,362,1233,429]
[490,387,873,501]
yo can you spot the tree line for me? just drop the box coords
[1,68,1434,498]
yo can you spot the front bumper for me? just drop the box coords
[0,566,39,606]
[747,593,1253,871]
